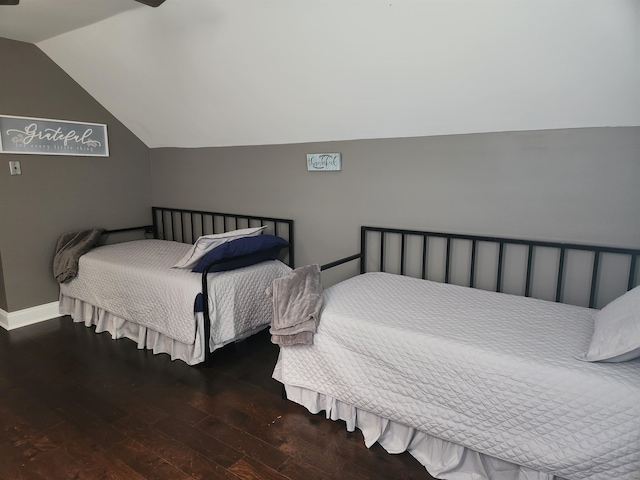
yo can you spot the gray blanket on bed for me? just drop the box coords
[53,229,104,283]
[266,264,323,346]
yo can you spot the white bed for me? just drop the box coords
[58,206,294,366]
[60,239,290,365]
[274,227,640,480]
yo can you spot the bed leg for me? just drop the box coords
[201,271,213,368]
[202,354,214,368]
[281,384,287,400]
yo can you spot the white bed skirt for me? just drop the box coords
[60,293,205,364]
[59,294,268,365]
[275,367,564,480]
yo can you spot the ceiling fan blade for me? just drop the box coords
[0,0,20,5]
[135,0,166,6]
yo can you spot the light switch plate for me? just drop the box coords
[9,160,21,175]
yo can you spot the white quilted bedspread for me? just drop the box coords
[60,239,291,345]
[276,272,640,480]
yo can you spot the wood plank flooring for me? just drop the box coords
[0,317,433,479]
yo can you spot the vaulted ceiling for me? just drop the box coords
[1,0,639,148]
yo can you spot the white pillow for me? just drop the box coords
[172,225,267,269]
[577,285,640,362]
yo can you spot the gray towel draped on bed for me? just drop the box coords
[266,264,323,346]
[53,229,104,283]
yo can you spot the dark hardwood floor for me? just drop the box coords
[0,317,433,479]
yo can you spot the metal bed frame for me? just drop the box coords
[322,226,640,309]
[106,206,294,366]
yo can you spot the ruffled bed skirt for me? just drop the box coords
[275,367,563,480]
[60,294,270,365]
[60,294,270,367]
[59,293,205,364]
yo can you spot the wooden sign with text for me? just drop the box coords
[0,115,109,157]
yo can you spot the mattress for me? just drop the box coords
[60,239,291,346]
[274,272,640,480]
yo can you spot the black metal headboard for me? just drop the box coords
[322,226,640,309]
[152,206,295,268]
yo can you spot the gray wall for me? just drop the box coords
[2,34,637,312]
[0,37,152,312]
[151,127,640,291]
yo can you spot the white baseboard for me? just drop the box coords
[0,301,60,331]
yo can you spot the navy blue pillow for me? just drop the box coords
[192,235,289,273]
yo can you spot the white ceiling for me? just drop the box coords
[1,0,639,148]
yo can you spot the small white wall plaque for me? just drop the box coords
[306,153,341,171]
